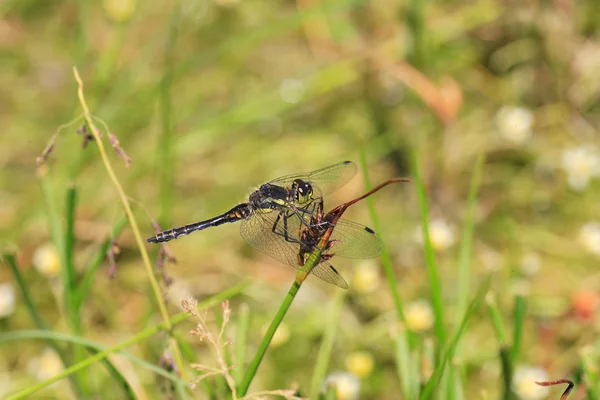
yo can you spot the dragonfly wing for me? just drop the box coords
[239,208,303,269]
[269,161,357,198]
[311,262,348,289]
[326,219,384,259]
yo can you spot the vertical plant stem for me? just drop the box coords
[413,152,446,351]
[510,295,526,364]
[237,280,302,396]
[234,304,250,385]
[309,288,347,399]
[72,67,171,331]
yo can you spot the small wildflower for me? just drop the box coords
[495,106,534,145]
[562,146,600,191]
[279,78,305,104]
[102,0,137,23]
[579,222,600,255]
[0,283,16,319]
[415,219,456,251]
[32,243,60,277]
[344,351,375,378]
[405,299,434,332]
[322,372,360,400]
[512,366,550,400]
[352,261,380,293]
[519,252,542,277]
[27,348,63,382]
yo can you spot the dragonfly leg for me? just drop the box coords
[270,211,302,245]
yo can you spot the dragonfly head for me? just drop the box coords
[292,179,313,204]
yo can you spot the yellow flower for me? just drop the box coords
[322,372,360,400]
[344,351,374,378]
[102,0,137,23]
[0,283,16,319]
[32,243,60,277]
[352,261,380,294]
[405,299,434,332]
[511,366,550,400]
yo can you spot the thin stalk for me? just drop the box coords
[237,279,303,396]
[510,295,527,364]
[72,67,172,334]
[309,288,347,399]
[413,152,446,351]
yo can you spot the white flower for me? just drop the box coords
[322,372,360,400]
[495,106,534,145]
[562,146,600,191]
[579,222,600,255]
[519,252,542,277]
[344,351,374,378]
[512,366,550,400]
[352,261,380,294]
[32,243,61,277]
[415,219,456,251]
[405,299,434,332]
[27,348,63,382]
[0,283,16,319]
[279,78,305,104]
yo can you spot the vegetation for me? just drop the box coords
[1,0,599,399]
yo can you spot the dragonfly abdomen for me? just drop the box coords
[146,203,253,243]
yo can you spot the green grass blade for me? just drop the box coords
[486,292,508,345]
[358,151,408,327]
[413,152,446,350]
[0,330,184,387]
[510,295,527,364]
[394,325,420,399]
[456,153,485,324]
[3,253,83,397]
[234,303,250,386]
[420,275,491,400]
[64,185,77,294]
[310,288,347,399]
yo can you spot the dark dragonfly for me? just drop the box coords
[147,161,357,244]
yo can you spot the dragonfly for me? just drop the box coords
[147,161,357,244]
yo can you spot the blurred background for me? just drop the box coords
[1,0,600,398]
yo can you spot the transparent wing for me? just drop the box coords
[326,219,384,259]
[311,263,349,289]
[269,161,357,198]
[239,209,349,288]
